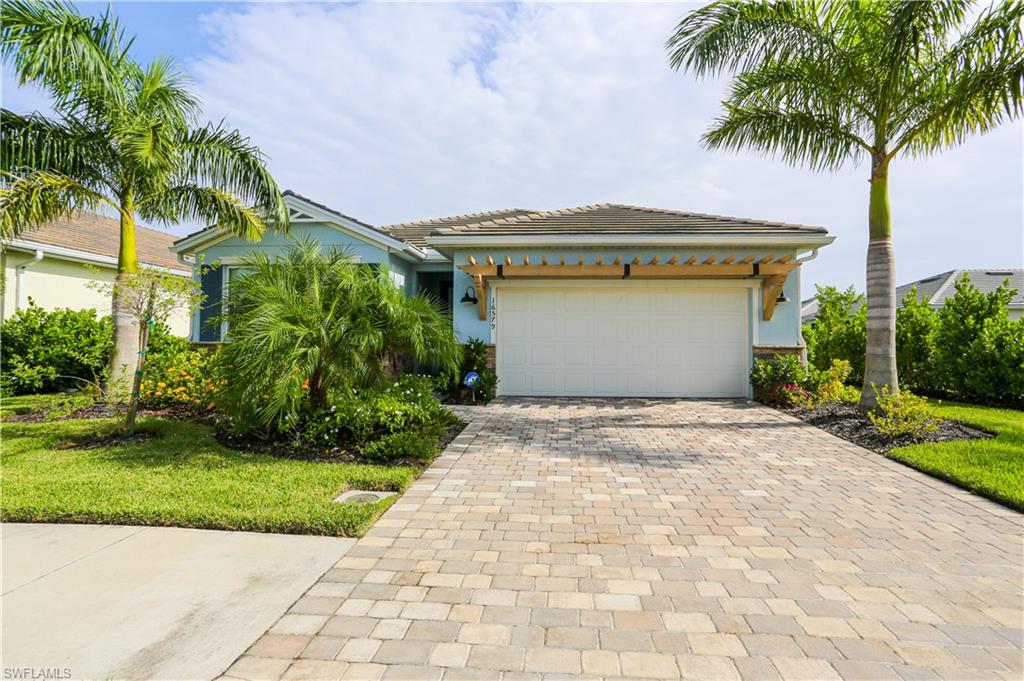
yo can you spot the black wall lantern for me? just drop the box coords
[460,286,478,305]
[776,292,790,304]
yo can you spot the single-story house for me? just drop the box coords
[171,191,834,398]
[801,268,1024,324]
[1,212,192,335]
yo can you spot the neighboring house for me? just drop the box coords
[801,268,1024,324]
[1,212,192,335]
[171,191,834,398]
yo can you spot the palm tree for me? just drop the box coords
[667,0,1023,407]
[217,239,460,429]
[0,0,287,396]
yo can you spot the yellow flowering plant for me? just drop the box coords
[139,349,220,411]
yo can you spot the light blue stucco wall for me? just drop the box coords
[189,222,409,340]
[450,247,805,348]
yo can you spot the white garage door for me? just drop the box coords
[496,284,750,397]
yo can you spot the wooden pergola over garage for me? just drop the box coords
[459,253,797,322]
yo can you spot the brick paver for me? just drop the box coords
[224,399,1023,680]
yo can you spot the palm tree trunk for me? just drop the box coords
[860,155,898,408]
[108,200,140,400]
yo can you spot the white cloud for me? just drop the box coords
[7,2,1023,296]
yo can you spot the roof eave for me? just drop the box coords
[4,238,189,274]
[426,232,835,256]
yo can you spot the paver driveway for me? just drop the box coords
[224,399,1023,681]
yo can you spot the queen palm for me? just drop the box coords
[0,0,287,396]
[667,0,1023,407]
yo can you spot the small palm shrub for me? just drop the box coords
[214,239,461,432]
[868,386,941,440]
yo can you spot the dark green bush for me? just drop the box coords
[439,338,498,403]
[895,287,936,392]
[803,285,866,385]
[361,431,438,463]
[0,302,112,395]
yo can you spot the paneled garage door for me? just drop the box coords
[496,284,749,397]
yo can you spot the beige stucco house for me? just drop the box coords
[1,212,191,336]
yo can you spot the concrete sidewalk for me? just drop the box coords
[2,523,353,680]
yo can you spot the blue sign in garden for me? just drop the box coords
[464,371,481,402]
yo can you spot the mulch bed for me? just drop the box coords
[217,420,468,466]
[784,402,993,454]
[5,402,208,424]
[56,429,163,450]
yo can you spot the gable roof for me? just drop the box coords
[4,212,188,272]
[802,268,1024,321]
[171,190,423,258]
[380,209,536,247]
[428,203,828,238]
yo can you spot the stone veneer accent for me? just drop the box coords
[752,345,806,363]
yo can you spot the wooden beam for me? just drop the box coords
[457,262,796,279]
[559,256,566,265]
[595,256,604,265]
[578,256,585,266]
[541,255,548,265]
[486,255,495,265]
[667,255,678,265]
[739,255,755,264]
[523,255,529,265]
[703,254,716,265]
[613,255,622,265]
[473,274,487,321]
[467,255,477,266]
[505,255,513,265]
[761,274,788,321]
[685,255,697,265]
[721,255,735,264]
[759,253,775,263]
[777,254,794,263]
[632,256,641,265]
[648,255,660,265]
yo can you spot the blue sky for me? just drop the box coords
[5,2,1022,298]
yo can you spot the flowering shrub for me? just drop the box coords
[750,355,811,406]
[139,349,220,411]
[806,359,860,408]
[868,386,941,440]
[285,375,457,462]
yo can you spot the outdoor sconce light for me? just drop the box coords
[460,286,478,305]
[776,292,790,304]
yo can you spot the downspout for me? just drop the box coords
[15,250,44,310]
[793,247,821,364]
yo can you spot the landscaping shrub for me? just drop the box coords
[139,348,220,411]
[807,359,860,407]
[750,355,811,407]
[868,386,940,440]
[361,431,438,464]
[931,275,1022,406]
[0,302,112,395]
[895,287,936,392]
[803,285,866,385]
[440,338,498,403]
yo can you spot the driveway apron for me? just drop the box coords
[226,399,1023,681]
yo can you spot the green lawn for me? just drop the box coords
[1,393,70,418]
[888,402,1024,511]
[1,416,420,536]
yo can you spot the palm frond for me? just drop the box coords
[0,169,113,239]
[0,109,111,188]
[175,124,289,231]
[703,104,869,171]
[140,184,266,240]
[0,0,128,113]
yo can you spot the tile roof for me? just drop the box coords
[428,203,827,238]
[380,209,536,247]
[802,268,1024,321]
[12,212,188,271]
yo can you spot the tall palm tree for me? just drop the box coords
[667,0,1023,407]
[0,0,287,396]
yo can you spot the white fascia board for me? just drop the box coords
[3,239,189,275]
[426,233,836,250]
[421,248,451,262]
